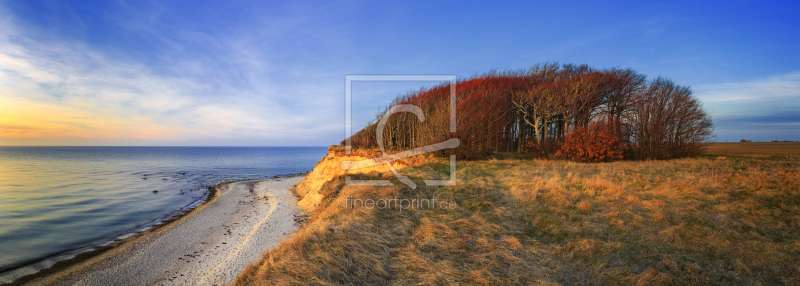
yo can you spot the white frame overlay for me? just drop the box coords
[343,75,458,188]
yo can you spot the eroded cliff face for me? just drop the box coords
[294,146,429,213]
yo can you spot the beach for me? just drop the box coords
[18,177,305,286]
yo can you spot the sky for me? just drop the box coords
[0,0,798,146]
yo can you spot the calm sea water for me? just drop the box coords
[0,146,327,281]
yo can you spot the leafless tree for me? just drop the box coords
[627,77,714,159]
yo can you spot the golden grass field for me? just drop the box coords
[234,143,800,285]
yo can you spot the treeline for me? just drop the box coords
[345,63,714,161]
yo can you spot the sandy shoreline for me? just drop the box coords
[15,177,305,286]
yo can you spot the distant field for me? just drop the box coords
[705,142,800,156]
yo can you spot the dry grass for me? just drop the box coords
[234,149,800,285]
[496,157,800,285]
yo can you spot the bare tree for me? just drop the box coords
[627,77,714,159]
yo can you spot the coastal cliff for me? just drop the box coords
[294,146,428,212]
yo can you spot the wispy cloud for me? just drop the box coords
[694,72,800,105]
[0,3,343,146]
[694,72,800,141]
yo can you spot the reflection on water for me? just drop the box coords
[0,146,326,282]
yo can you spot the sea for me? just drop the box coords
[0,146,327,283]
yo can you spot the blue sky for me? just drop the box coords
[0,0,798,146]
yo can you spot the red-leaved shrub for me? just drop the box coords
[556,122,626,162]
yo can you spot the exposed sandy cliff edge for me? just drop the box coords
[294,146,429,212]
